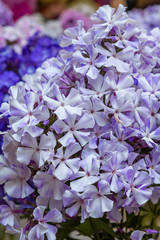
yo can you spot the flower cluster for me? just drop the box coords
[0,15,43,53]
[60,8,93,31]
[129,4,160,33]
[0,0,13,26]
[0,33,61,153]
[0,4,160,240]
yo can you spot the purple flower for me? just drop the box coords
[130,230,145,240]
[84,180,113,218]
[28,206,62,240]
[124,169,152,205]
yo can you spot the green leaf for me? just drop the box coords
[91,218,116,238]
[76,219,94,237]
[57,219,80,240]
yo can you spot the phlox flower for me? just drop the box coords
[28,206,62,240]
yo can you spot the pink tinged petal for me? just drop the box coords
[59,131,75,147]
[133,188,152,205]
[130,230,145,240]
[44,209,62,223]
[46,225,57,240]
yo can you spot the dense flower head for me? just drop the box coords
[0,33,61,153]
[0,4,160,240]
[0,15,43,53]
[60,8,93,31]
[129,4,160,33]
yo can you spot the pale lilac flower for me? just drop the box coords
[63,190,90,223]
[84,180,113,218]
[73,45,107,79]
[0,197,20,228]
[101,153,131,193]
[0,158,33,198]
[97,43,134,73]
[28,206,62,240]
[70,154,100,192]
[82,97,106,126]
[91,4,129,36]
[105,95,134,127]
[145,151,160,184]
[17,132,56,167]
[44,84,82,120]
[52,113,94,147]
[33,167,66,200]
[124,169,152,205]
[10,91,49,134]
[52,143,81,180]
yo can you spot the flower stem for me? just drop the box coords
[89,218,101,240]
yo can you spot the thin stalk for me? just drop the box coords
[89,218,101,240]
